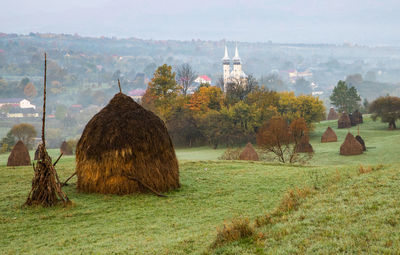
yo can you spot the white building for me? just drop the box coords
[0,98,36,109]
[222,44,247,92]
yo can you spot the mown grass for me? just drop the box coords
[0,116,400,254]
[213,163,400,254]
[1,160,339,254]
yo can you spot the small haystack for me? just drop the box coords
[327,107,339,120]
[239,143,259,161]
[75,92,180,195]
[7,140,31,166]
[295,135,314,153]
[340,133,363,155]
[338,112,351,129]
[321,127,337,143]
[60,141,73,155]
[355,135,366,151]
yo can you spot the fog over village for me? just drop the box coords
[1,1,400,254]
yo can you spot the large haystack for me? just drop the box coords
[340,133,363,155]
[60,141,73,155]
[327,107,339,120]
[76,93,180,195]
[239,143,259,161]
[321,127,337,143]
[295,135,314,153]
[7,140,31,166]
[355,135,366,151]
[338,113,351,129]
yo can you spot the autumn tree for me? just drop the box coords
[176,63,197,96]
[10,123,37,149]
[277,92,325,127]
[142,64,180,118]
[330,80,361,113]
[257,116,311,163]
[369,96,400,129]
[186,86,223,113]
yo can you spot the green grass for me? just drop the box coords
[1,116,400,254]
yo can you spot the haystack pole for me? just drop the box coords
[25,53,70,207]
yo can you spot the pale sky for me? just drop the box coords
[1,0,399,45]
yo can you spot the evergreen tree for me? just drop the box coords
[330,80,361,113]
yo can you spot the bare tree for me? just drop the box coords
[176,63,197,96]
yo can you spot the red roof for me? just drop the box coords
[198,75,211,81]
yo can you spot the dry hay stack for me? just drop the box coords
[60,141,73,155]
[295,136,314,153]
[338,113,351,129]
[340,133,363,155]
[76,93,180,195]
[239,143,259,161]
[7,140,31,166]
[327,108,339,120]
[321,127,337,143]
[355,135,366,151]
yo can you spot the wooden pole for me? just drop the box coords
[118,79,122,93]
[42,53,47,147]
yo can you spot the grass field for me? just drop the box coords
[1,117,400,254]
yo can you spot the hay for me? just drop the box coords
[239,143,259,161]
[327,107,339,120]
[295,135,314,153]
[355,135,366,151]
[7,140,31,166]
[60,141,73,155]
[321,127,337,143]
[75,92,180,195]
[338,113,351,129]
[340,133,363,155]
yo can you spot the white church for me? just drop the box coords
[222,44,247,92]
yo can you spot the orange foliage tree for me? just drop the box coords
[257,116,312,163]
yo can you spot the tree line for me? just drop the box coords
[142,64,326,148]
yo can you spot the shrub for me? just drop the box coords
[218,148,241,160]
[213,217,254,247]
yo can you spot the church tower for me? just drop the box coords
[222,45,230,92]
[232,44,242,81]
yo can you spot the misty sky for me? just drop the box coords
[1,0,399,45]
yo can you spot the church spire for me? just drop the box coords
[233,43,241,64]
[222,45,230,64]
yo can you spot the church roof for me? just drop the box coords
[222,45,230,61]
[232,44,241,62]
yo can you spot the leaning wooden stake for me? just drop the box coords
[25,53,70,207]
[118,79,122,93]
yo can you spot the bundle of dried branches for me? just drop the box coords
[25,53,70,207]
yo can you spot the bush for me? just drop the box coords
[213,217,254,247]
[218,148,241,160]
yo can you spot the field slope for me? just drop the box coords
[0,117,399,254]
